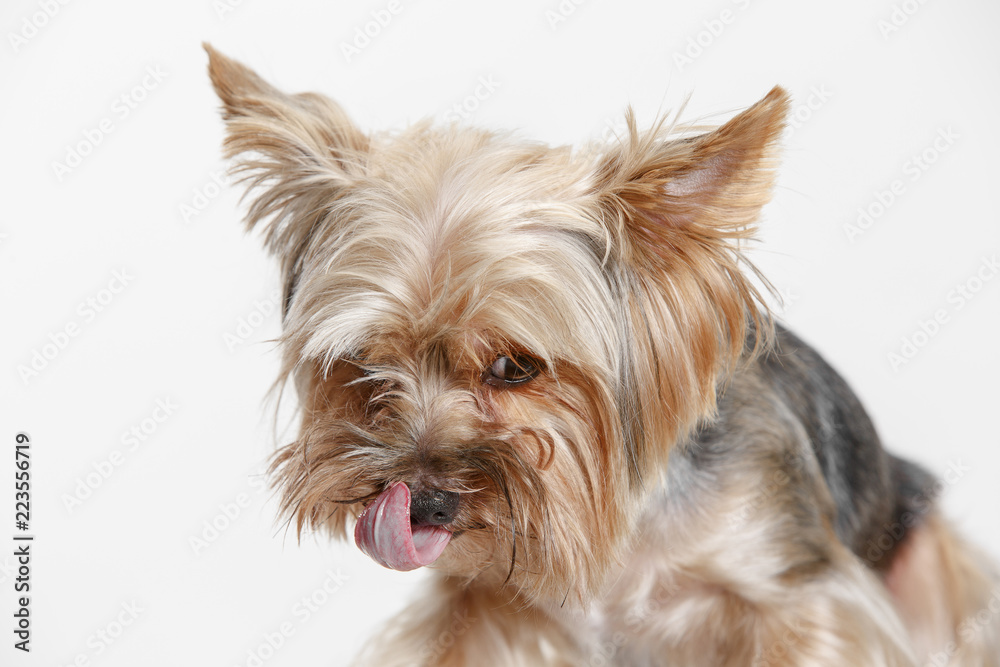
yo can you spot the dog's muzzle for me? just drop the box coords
[409,488,460,526]
[354,482,453,571]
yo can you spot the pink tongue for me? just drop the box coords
[354,482,452,571]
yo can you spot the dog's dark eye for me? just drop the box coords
[485,355,539,387]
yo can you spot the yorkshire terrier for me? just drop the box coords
[206,45,999,666]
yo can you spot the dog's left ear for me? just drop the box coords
[595,88,789,460]
[206,44,369,318]
[205,44,369,303]
[597,86,789,263]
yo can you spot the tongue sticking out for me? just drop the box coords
[354,482,452,571]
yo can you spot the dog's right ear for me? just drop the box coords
[205,44,367,254]
[205,44,368,317]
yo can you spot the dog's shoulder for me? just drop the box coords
[684,322,936,567]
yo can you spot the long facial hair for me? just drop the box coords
[207,44,788,604]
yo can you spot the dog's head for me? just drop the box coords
[207,45,787,604]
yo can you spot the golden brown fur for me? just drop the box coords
[206,44,999,665]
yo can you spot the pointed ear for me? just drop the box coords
[594,88,788,461]
[598,86,789,263]
[204,44,367,247]
[205,44,368,316]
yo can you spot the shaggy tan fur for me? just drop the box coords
[207,44,999,665]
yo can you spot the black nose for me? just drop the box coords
[410,488,460,526]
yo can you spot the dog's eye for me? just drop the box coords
[485,355,539,387]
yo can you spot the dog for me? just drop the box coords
[206,45,1000,665]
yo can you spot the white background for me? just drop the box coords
[2,0,998,665]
